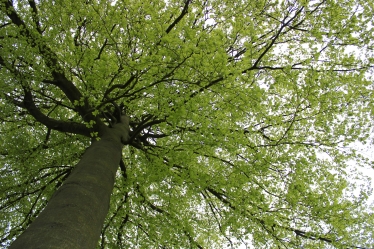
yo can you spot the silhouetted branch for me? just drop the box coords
[165,0,191,34]
[22,90,91,136]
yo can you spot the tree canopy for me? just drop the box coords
[1,0,374,248]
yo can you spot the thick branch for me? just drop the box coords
[23,90,91,137]
[28,0,42,34]
[165,0,191,34]
[3,0,98,122]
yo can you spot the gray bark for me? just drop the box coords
[9,116,130,249]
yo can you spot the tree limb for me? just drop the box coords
[165,0,191,34]
[2,0,98,122]
[22,90,91,137]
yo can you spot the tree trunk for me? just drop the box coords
[10,119,129,249]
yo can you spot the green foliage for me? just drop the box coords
[1,0,374,248]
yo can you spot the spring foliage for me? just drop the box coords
[1,0,374,248]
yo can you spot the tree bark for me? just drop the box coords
[9,117,130,249]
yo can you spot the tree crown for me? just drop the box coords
[1,0,374,248]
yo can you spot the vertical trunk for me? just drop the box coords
[10,122,129,249]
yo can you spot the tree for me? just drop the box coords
[1,0,373,248]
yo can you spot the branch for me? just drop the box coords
[251,7,305,70]
[128,117,166,146]
[28,0,42,34]
[3,1,97,122]
[103,74,136,99]
[22,90,91,137]
[0,22,11,29]
[94,38,108,60]
[136,186,204,249]
[206,186,371,249]
[165,0,191,34]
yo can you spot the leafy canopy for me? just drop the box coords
[1,0,374,248]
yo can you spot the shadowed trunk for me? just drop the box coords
[9,118,130,249]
